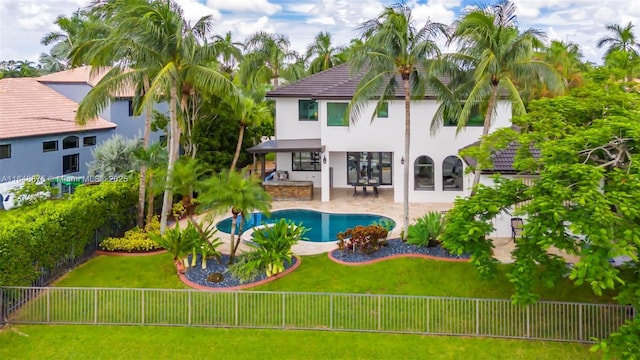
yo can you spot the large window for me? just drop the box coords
[43,140,58,152]
[442,156,463,191]
[62,136,79,149]
[327,102,348,126]
[444,103,484,126]
[83,136,96,147]
[63,154,79,174]
[0,144,10,159]
[128,100,134,117]
[347,152,392,185]
[298,100,318,121]
[292,152,321,171]
[414,156,434,190]
[377,102,389,118]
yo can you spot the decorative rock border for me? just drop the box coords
[327,251,470,266]
[177,255,302,291]
[95,249,167,257]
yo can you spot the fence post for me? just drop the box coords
[475,299,479,336]
[0,288,4,326]
[141,289,145,325]
[329,294,333,329]
[234,292,239,327]
[94,288,98,324]
[282,293,286,329]
[378,295,381,331]
[579,303,583,342]
[46,288,51,323]
[188,291,192,326]
[526,305,530,338]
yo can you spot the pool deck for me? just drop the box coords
[190,187,579,264]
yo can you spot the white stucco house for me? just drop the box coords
[251,64,514,204]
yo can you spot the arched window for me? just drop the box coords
[62,136,79,149]
[442,156,463,191]
[414,156,434,190]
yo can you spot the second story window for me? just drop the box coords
[444,103,484,126]
[128,100,134,117]
[43,140,58,152]
[0,144,11,159]
[83,136,97,147]
[327,102,348,127]
[63,154,80,174]
[62,136,79,149]
[376,102,389,118]
[298,100,318,121]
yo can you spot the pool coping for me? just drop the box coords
[327,250,471,265]
[177,255,302,291]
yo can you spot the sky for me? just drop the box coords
[0,0,639,65]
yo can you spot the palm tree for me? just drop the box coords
[229,94,272,170]
[213,31,244,74]
[348,3,446,238]
[306,31,345,74]
[198,171,271,264]
[133,142,168,225]
[75,0,239,233]
[597,22,639,57]
[432,0,563,190]
[239,31,297,90]
[164,156,210,216]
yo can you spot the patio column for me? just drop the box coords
[260,154,266,180]
[321,151,330,202]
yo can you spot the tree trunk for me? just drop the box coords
[230,124,246,171]
[160,83,180,234]
[137,85,152,228]
[471,84,499,195]
[402,77,411,240]
[228,213,238,265]
[146,176,155,225]
[229,212,246,265]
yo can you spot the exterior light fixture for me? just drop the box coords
[322,155,327,164]
[400,157,405,165]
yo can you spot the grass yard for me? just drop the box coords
[55,252,616,303]
[0,325,600,360]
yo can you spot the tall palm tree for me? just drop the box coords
[75,0,239,233]
[212,31,244,74]
[432,0,562,190]
[306,31,345,74]
[348,3,446,237]
[597,22,640,57]
[133,142,168,225]
[229,94,272,170]
[239,31,297,90]
[198,171,271,264]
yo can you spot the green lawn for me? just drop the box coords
[0,325,600,360]
[55,252,616,303]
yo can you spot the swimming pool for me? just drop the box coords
[215,209,395,243]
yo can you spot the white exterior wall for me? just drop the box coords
[273,97,512,203]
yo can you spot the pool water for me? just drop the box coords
[215,209,395,243]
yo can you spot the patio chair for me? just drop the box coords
[511,217,523,241]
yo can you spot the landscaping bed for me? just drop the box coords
[329,238,470,264]
[181,254,299,289]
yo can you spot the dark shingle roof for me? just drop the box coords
[462,141,540,174]
[267,63,444,99]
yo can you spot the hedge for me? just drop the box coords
[0,180,138,286]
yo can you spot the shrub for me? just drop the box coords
[0,180,138,286]
[337,225,389,255]
[228,219,306,283]
[149,220,222,270]
[99,217,162,252]
[406,211,446,247]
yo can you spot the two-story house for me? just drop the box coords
[0,66,166,209]
[251,64,512,206]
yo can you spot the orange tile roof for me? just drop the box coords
[0,78,116,140]
[38,66,136,97]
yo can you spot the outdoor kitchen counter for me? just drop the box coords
[263,180,314,200]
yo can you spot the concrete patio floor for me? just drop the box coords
[192,187,579,264]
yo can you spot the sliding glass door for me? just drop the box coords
[347,152,393,185]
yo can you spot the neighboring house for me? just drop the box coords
[0,67,167,208]
[254,63,513,206]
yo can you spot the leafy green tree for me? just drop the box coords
[133,142,167,225]
[239,31,297,89]
[229,94,272,170]
[87,134,140,179]
[306,31,345,74]
[441,78,640,356]
[213,31,244,74]
[597,22,639,57]
[0,60,41,78]
[197,171,271,264]
[348,3,445,237]
[431,1,563,191]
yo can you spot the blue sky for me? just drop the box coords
[1,0,639,64]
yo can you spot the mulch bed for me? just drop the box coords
[179,254,300,290]
[328,238,470,265]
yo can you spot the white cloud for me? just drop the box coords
[206,0,281,15]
